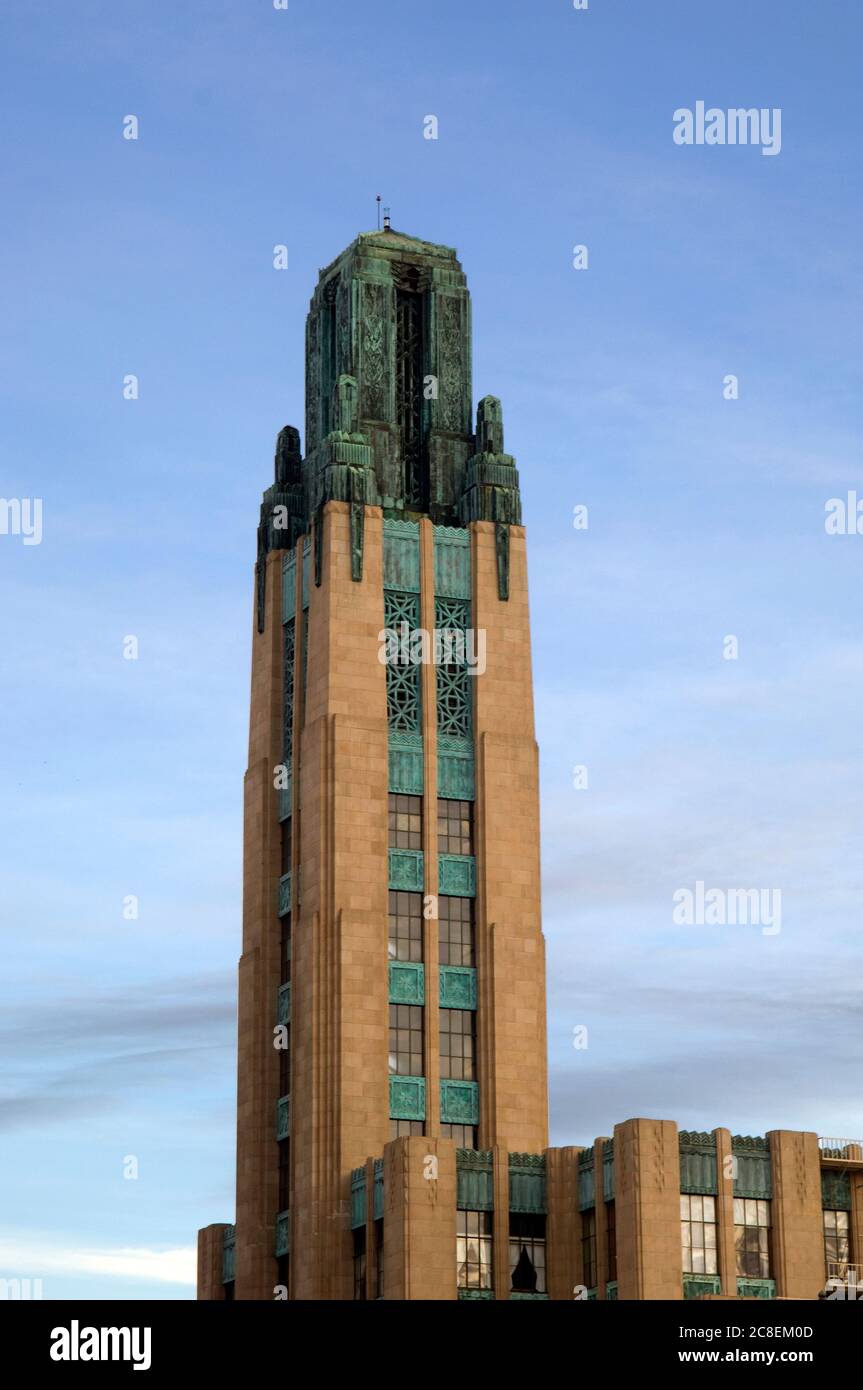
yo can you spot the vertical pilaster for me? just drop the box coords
[768,1130,824,1300]
[714,1127,737,1297]
[615,1118,682,1300]
[851,1167,863,1280]
[493,1143,510,1298]
[383,1135,457,1299]
[594,1137,611,1297]
[235,547,284,1300]
[292,502,390,1299]
[197,1225,228,1301]
[472,520,547,1154]
[547,1146,581,1300]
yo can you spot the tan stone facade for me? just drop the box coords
[196,227,859,1304]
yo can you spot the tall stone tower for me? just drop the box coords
[198,227,548,1300]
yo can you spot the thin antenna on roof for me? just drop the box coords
[376,194,381,230]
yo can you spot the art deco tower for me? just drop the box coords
[198,227,548,1300]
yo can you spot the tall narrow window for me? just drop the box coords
[457,1211,493,1291]
[438,896,475,966]
[734,1198,771,1279]
[374,1219,384,1299]
[606,1201,617,1283]
[388,1004,423,1076]
[824,1209,851,1278]
[352,1227,367,1301]
[278,1138,290,1212]
[279,1024,291,1097]
[280,917,291,984]
[390,1119,425,1138]
[440,1009,475,1081]
[509,1213,546,1294]
[681,1194,718,1276]
[437,798,473,855]
[281,819,292,876]
[388,891,423,962]
[321,279,338,437]
[581,1209,597,1290]
[395,279,426,510]
[388,794,422,849]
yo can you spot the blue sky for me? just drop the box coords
[1,0,861,1299]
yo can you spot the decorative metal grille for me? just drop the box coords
[435,598,472,739]
[396,287,426,509]
[283,619,295,763]
[384,590,421,732]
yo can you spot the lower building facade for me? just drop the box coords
[198,1122,863,1301]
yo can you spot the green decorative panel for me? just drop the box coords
[276,1095,290,1141]
[437,736,475,800]
[440,966,477,1010]
[605,1281,618,1301]
[439,854,476,897]
[458,1289,494,1300]
[822,1170,852,1210]
[684,1275,722,1299]
[435,597,472,739]
[277,780,292,822]
[585,1287,598,1301]
[732,1136,772,1198]
[302,537,310,610]
[679,1132,718,1195]
[388,731,424,794]
[221,1226,235,1284]
[389,1075,426,1121]
[388,848,424,891]
[433,526,471,599]
[737,1278,775,1299]
[389,961,425,1005]
[383,520,421,592]
[350,1168,366,1229]
[509,1154,547,1213]
[283,618,295,765]
[278,872,291,917]
[277,982,291,1025]
[456,1150,494,1211]
[510,1292,549,1301]
[577,1157,595,1211]
[282,554,296,624]
[440,1080,479,1125]
[383,590,422,733]
[275,1211,290,1258]
[373,1158,384,1220]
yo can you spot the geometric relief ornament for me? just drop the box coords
[275,1211,290,1258]
[388,730,424,795]
[276,1095,291,1141]
[440,1079,479,1125]
[388,848,424,891]
[278,872,292,918]
[277,982,291,1025]
[438,854,476,897]
[508,1153,547,1214]
[439,965,477,1010]
[389,1075,426,1122]
[437,737,475,801]
[388,961,425,1005]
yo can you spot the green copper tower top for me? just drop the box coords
[256,227,523,613]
